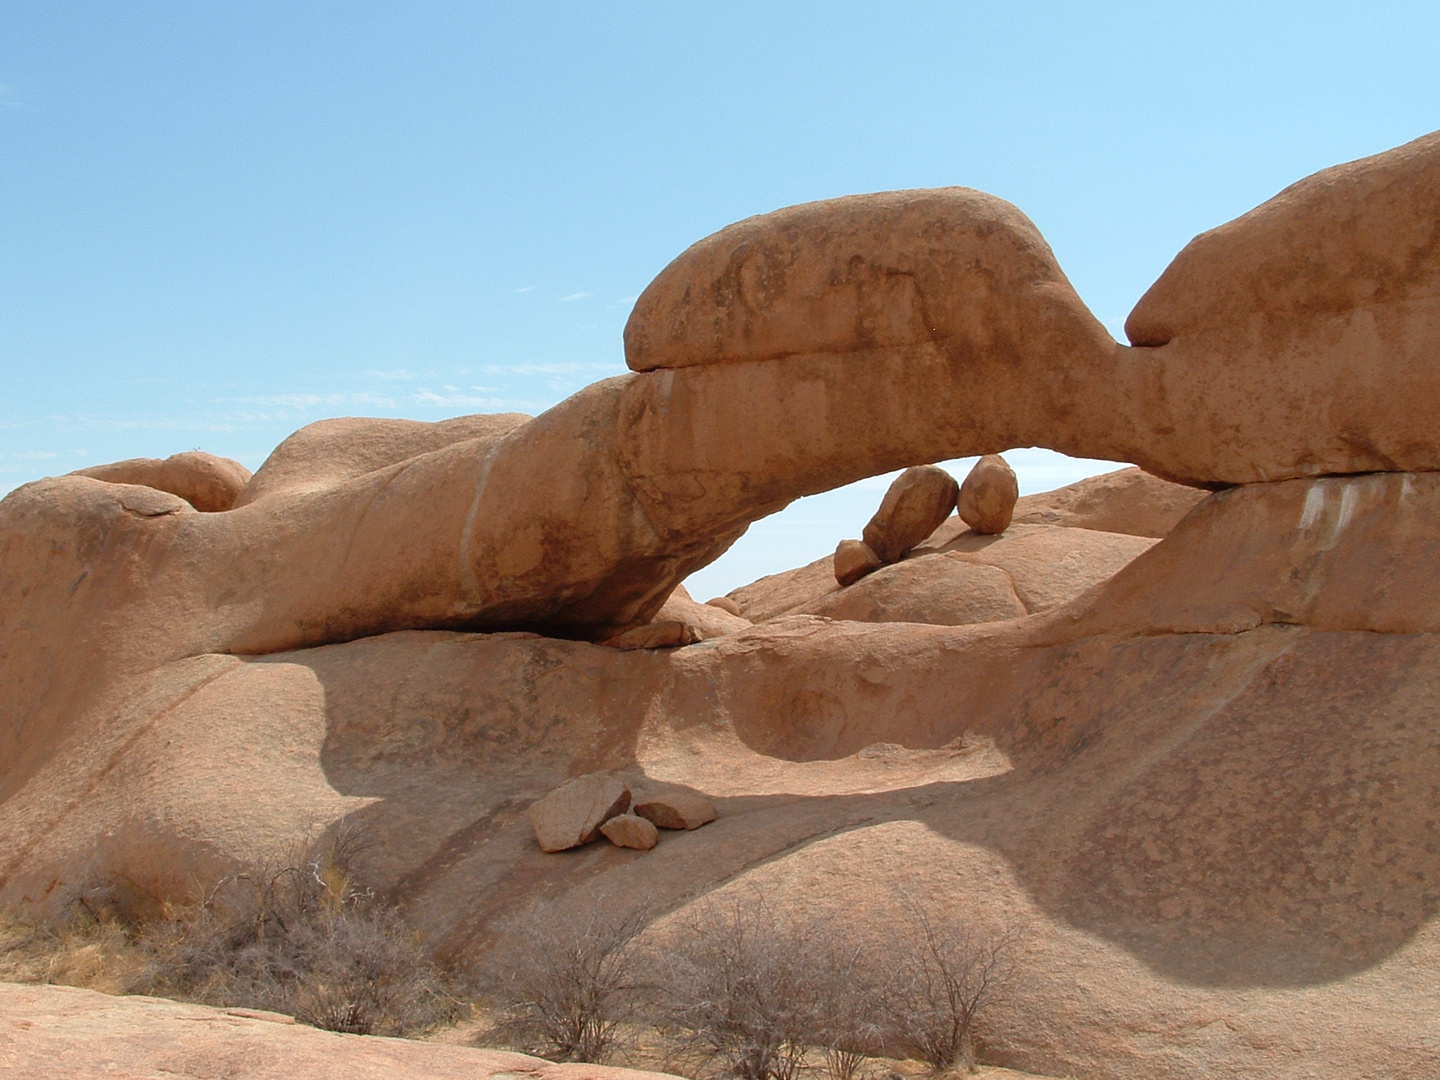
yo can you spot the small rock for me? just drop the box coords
[958,454,1019,535]
[600,812,659,850]
[862,465,959,563]
[833,539,882,586]
[528,774,631,853]
[706,596,742,616]
[633,787,718,830]
[599,620,699,650]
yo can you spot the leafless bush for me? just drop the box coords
[127,827,459,1036]
[655,891,872,1080]
[484,900,650,1063]
[887,903,1019,1072]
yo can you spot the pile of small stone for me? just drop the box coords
[526,772,717,853]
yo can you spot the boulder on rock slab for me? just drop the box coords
[833,539,883,586]
[705,596,742,616]
[527,774,631,853]
[862,465,959,564]
[958,454,1019,535]
[600,621,700,651]
[74,451,252,513]
[633,787,718,830]
[600,812,660,850]
[801,552,1027,626]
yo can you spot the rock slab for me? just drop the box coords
[600,812,660,850]
[633,788,718,830]
[527,775,631,853]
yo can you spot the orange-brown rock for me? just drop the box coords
[600,621,700,651]
[862,465,960,563]
[0,982,681,1080]
[600,812,659,850]
[704,595,742,616]
[632,786,718,830]
[1121,129,1440,485]
[74,450,251,512]
[798,552,1026,626]
[527,774,631,852]
[833,538,882,586]
[726,556,837,621]
[1009,466,1204,538]
[957,454,1018,535]
[654,584,751,639]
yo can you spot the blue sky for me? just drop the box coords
[2,2,1437,597]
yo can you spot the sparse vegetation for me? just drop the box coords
[484,900,650,1063]
[5,861,1019,1076]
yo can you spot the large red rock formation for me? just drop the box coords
[4,131,1440,1080]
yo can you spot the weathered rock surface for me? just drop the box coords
[862,465,960,563]
[0,981,681,1080]
[632,787,718,830]
[526,775,631,852]
[600,812,659,850]
[8,132,1440,1080]
[600,621,700,651]
[957,454,1018,535]
[74,451,252,513]
[704,596,743,616]
[654,584,751,639]
[832,538,882,586]
[1010,466,1204,538]
[798,553,1026,626]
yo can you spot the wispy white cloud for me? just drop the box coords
[363,368,417,381]
[558,292,592,303]
[515,285,536,293]
[0,83,23,113]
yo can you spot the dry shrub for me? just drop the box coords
[0,909,137,992]
[483,899,650,1063]
[645,889,1018,1079]
[127,827,459,1036]
[654,890,881,1080]
[886,902,1020,1073]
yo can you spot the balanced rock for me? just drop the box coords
[957,454,1019,535]
[862,465,959,564]
[833,539,883,586]
[600,812,660,850]
[633,787,718,830]
[527,774,631,853]
[705,596,742,616]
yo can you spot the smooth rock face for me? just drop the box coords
[726,556,838,621]
[1118,128,1440,485]
[600,812,659,850]
[833,539,883,586]
[527,775,631,852]
[704,596,743,616]
[74,451,252,513]
[862,465,960,564]
[633,788,718,830]
[958,454,1019,535]
[0,982,681,1080]
[799,553,1027,626]
[601,621,700,651]
[1009,466,1204,538]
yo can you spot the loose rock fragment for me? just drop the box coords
[599,620,699,650]
[633,787,718,830]
[600,812,660,850]
[528,774,631,853]
[706,596,742,616]
[862,465,959,563]
[833,539,883,586]
[958,454,1019,535]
